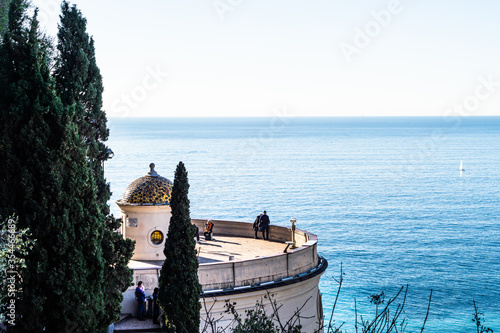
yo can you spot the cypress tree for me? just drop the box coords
[0,0,9,38]
[159,162,201,332]
[55,1,108,163]
[54,1,134,327]
[0,1,106,331]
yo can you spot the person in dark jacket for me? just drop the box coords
[193,224,200,242]
[253,214,262,239]
[152,287,160,324]
[135,281,146,321]
[259,210,270,240]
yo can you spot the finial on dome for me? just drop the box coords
[147,163,159,177]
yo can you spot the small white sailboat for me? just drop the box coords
[459,160,465,172]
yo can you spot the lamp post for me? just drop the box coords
[290,217,297,249]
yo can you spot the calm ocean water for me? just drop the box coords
[105,117,500,332]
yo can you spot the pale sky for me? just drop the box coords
[32,0,500,117]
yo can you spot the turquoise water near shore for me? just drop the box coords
[105,117,500,332]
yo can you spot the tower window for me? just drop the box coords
[151,230,164,245]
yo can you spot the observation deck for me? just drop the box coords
[123,219,327,332]
[130,219,326,294]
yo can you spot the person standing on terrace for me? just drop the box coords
[259,211,270,240]
[253,213,262,239]
[204,219,214,240]
[135,281,146,321]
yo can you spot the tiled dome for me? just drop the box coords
[120,163,173,205]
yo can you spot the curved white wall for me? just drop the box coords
[201,274,325,333]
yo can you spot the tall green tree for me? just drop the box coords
[159,162,201,332]
[0,0,10,38]
[54,1,108,165]
[54,1,134,327]
[0,1,107,331]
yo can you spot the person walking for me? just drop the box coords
[259,210,270,240]
[253,213,262,239]
[135,281,146,321]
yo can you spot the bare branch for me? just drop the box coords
[420,289,432,333]
[328,263,344,331]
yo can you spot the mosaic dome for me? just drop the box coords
[120,163,173,205]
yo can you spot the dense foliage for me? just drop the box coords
[54,2,134,326]
[0,0,9,38]
[0,0,133,331]
[159,162,202,332]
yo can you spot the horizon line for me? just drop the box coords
[107,115,500,119]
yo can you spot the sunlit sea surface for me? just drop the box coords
[105,117,500,332]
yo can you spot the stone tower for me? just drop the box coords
[116,163,173,260]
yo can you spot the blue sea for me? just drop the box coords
[105,116,500,332]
